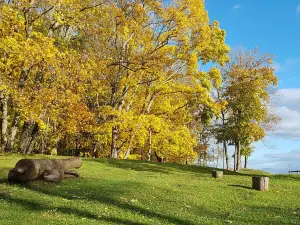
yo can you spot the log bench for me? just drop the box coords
[8,158,82,183]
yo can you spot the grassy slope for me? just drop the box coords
[0,154,300,225]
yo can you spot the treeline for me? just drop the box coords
[0,0,278,171]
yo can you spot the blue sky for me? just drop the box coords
[205,0,300,173]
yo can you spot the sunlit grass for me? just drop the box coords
[0,154,300,224]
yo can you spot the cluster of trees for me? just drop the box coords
[214,50,279,171]
[0,0,278,171]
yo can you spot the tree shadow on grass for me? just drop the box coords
[88,158,171,174]
[0,193,146,225]
[23,178,202,225]
[88,158,267,178]
[228,184,252,190]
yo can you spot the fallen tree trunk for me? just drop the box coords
[8,158,82,182]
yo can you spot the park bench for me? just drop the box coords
[288,170,300,174]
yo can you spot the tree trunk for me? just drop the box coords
[198,151,201,166]
[233,145,237,171]
[222,145,224,169]
[147,129,152,161]
[0,90,8,152]
[111,126,119,158]
[124,132,136,159]
[203,150,207,167]
[92,141,99,158]
[75,136,80,156]
[223,141,229,170]
[236,141,241,171]
[244,155,248,169]
[124,146,131,159]
[19,121,39,154]
[5,113,19,152]
[155,151,164,163]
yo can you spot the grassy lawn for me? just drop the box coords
[0,154,300,225]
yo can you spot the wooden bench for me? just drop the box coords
[288,170,300,174]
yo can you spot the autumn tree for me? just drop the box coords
[0,1,95,154]
[0,0,230,163]
[216,49,279,171]
[73,0,230,160]
[241,143,254,169]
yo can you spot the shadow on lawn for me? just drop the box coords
[16,178,205,225]
[7,177,298,225]
[89,158,264,178]
[0,193,146,225]
[228,184,252,190]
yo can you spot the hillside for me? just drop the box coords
[0,154,300,225]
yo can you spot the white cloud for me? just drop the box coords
[247,88,300,174]
[297,5,300,13]
[233,4,242,10]
[249,149,300,174]
[271,89,300,139]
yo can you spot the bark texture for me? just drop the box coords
[244,156,248,169]
[0,90,8,152]
[19,121,39,154]
[223,141,229,170]
[111,126,119,158]
[252,176,269,191]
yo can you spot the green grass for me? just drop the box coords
[1,154,300,225]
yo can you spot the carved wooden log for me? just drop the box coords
[43,169,64,182]
[252,176,269,191]
[8,158,82,182]
[212,170,223,178]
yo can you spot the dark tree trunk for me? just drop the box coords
[155,151,164,163]
[75,136,80,156]
[0,90,8,152]
[111,126,119,158]
[19,121,39,154]
[233,145,237,171]
[236,141,241,171]
[244,155,248,169]
[223,141,229,170]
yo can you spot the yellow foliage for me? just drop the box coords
[0,0,230,160]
